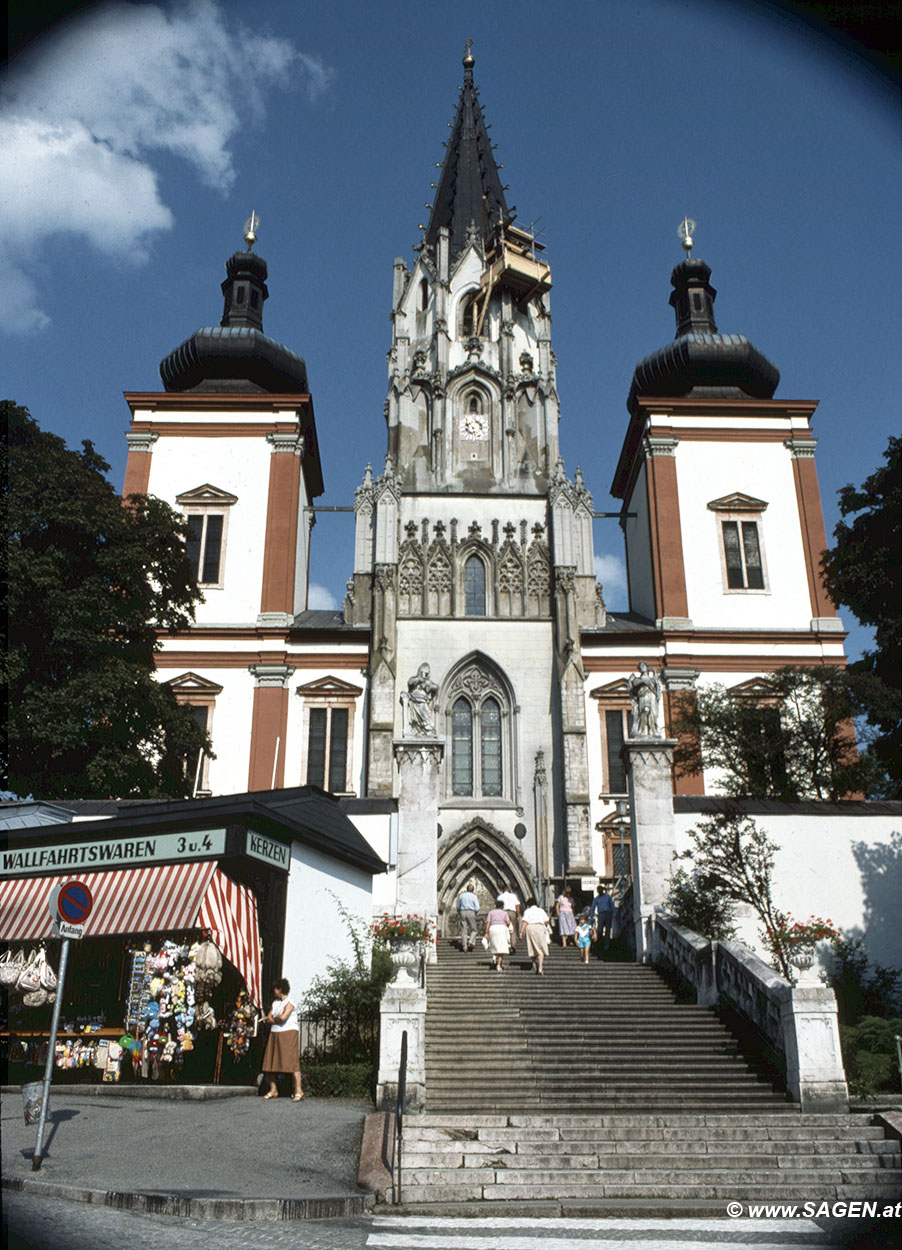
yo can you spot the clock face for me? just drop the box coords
[460,413,489,440]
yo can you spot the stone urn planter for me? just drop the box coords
[388,938,420,985]
[789,942,820,985]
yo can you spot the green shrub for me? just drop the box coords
[666,866,737,941]
[839,1015,902,1096]
[302,1062,372,1098]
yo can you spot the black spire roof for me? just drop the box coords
[627,255,779,413]
[423,47,510,257]
[159,236,308,394]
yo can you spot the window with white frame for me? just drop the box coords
[176,485,238,589]
[708,493,769,593]
[296,676,363,795]
[164,672,222,795]
[591,680,631,796]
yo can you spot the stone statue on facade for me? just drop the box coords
[628,661,662,738]
[401,663,439,737]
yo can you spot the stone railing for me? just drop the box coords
[645,909,848,1113]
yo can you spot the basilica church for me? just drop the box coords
[121,49,852,934]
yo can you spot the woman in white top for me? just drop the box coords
[519,897,551,975]
[261,978,303,1100]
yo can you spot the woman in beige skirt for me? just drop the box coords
[262,978,303,1100]
[519,896,550,975]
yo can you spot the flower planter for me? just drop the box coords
[388,938,420,985]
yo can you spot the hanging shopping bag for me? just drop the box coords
[0,949,25,987]
[23,989,50,1008]
[16,949,42,994]
[39,948,58,991]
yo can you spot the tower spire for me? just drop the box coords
[423,44,510,257]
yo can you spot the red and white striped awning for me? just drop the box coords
[0,863,262,1007]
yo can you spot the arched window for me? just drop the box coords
[481,698,502,796]
[467,392,482,414]
[460,293,479,337]
[451,696,503,798]
[443,657,518,804]
[419,278,429,311]
[464,556,486,616]
[452,698,473,795]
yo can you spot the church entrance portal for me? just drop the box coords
[436,820,536,941]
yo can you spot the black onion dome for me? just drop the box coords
[159,248,308,394]
[627,256,779,413]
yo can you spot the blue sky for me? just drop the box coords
[3,0,898,660]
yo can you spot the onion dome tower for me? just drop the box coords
[159,215,308,394]
[627,220,779,413]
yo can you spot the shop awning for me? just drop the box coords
[0,863,262,1007]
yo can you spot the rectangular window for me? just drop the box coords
[185,513,225,585]
[481,700,502,796]
[307,708,327,789]
[722,520,765,590]
[328,708,349,793]
[604,709,627,794]
[306,706,350,793]
[611,839,632,877]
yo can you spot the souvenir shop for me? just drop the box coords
[0,804,295,1086]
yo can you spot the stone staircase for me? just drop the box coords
[390,942,901,1212]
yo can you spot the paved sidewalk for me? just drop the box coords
[1,1086,373,1220]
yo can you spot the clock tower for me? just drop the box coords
[345,47,605,912]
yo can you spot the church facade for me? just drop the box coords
[122,51,855,935]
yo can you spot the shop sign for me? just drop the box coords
[580,876,599,891]
[245,830,290,871]
[1,829,227,878]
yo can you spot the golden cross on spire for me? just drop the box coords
[465,38,473,55]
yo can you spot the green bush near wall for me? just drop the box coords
[839,1016,902,1096]
[302,1062,373,1098]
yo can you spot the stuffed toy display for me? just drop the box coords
[134,940,203,1079]
[221,989,261,1060]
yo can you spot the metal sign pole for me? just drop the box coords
[32,936,70,1170]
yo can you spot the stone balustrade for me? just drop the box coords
[646,908,848,1113]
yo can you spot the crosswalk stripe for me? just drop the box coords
[370,1216,828,1232]
[366,1236,832,1250]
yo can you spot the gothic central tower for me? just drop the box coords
[346,49,604,918]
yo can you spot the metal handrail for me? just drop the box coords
[391,1030,408,1205]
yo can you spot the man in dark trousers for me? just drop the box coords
[589,885,616,951]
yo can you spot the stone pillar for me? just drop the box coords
[780,983,849,1112]
[376,985,426,1112]
[624,737,678,960]
[393,739,444,920]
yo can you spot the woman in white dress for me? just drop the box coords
[484,897,512,972]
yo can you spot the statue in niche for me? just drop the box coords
[401,663,439,737]
[628,661,662,738]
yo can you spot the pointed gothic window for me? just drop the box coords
[481,698,502,796]
[452,699,473,795]
[464,556,486,615]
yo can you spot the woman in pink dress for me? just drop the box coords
[555,887,577,947]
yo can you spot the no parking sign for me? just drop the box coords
[48,880,93,939]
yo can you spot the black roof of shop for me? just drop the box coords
[0,787,386,874]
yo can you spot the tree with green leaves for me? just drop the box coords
[671,665,874,801]
[822,436,901,796]
[674,809,793,980]
[4,401,210,798]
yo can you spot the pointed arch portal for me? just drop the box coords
[436,819,535,939]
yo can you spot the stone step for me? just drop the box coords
[402,1149,900,1170]
[400,1166,901,1190]
[408,1112,877,1129]
[402,1135,898,1157]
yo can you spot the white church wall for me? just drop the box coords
[673,809,902,972]
[282,841,375,999]
[395,617,556,857]
[675,440,812,630]
[623,466,655,620]
[147,432,273,625]
[344,811,398,918]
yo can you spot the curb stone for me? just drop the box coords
[2,1175,374,1221]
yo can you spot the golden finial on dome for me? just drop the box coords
[243,211,260,250]
[678,216,696,256]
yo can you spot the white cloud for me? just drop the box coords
[0,0,332,333]
[307,583,339,611]
[594,553,628,607]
